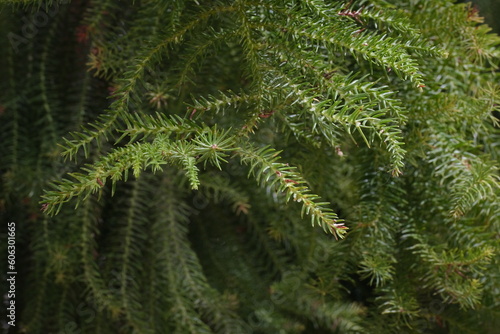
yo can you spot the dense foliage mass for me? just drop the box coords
[1,0,499,333]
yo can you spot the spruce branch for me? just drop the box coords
[428,133,500,218]
[174,28,240,90]
[41,140,173,215]
[190,90,261,117]
[269,70,407,175]
[117,112,202,144]
[4,0,500,332]
[42,126,240,214]
[59,3,240,161]
[247,5,428,87]
[237,143,347,239]
[406,227,495,309]
[192,126,236,170]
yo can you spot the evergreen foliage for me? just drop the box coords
[0,0,499,333]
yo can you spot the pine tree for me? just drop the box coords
[1,0,499,333]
